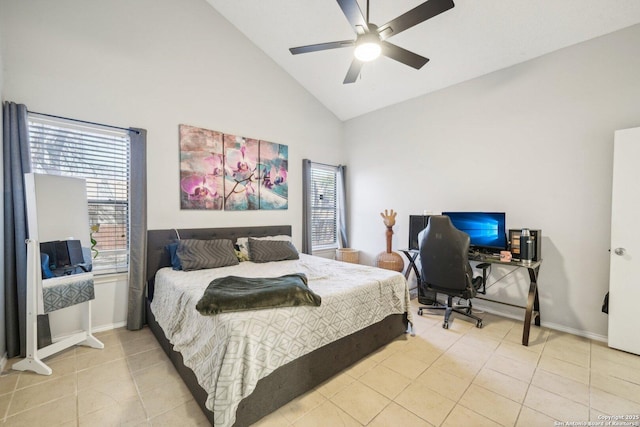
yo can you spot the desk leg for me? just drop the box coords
[533,287,541,327]
[523,282,536,346]
[410,257,420,282]
[522,266,541,346]
[401,251,421,282]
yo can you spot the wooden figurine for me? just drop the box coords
[375,209,404,272]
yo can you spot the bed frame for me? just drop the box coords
[146,225,409,426]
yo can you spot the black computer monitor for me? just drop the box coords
[408,215,430,250]
[442,212,508,253]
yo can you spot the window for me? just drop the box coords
[28,114,130,274]
[310,164,338,249]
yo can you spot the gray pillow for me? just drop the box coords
[177,239,239,271]
[248,238,299,263]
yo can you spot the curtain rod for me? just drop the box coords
[305,159,344,168]
[28,110,140,135]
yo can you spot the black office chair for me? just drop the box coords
[417,215,488,329]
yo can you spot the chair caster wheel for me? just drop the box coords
[418,309,423,316]
[443,322,449,329]
[476,320,483,328]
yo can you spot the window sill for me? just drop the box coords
[93,271,128,284]
[312,244,338,251]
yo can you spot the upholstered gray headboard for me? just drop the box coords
[146,225,292,297]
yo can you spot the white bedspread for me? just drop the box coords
[150,254,412,427]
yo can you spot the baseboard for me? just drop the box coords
[538,320,607,343]
[92,321,127,333]
[51,321,128,342]
[473,305,607,343]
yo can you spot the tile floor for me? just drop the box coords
[1,298,639,426]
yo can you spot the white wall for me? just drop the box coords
[344,24,640,339]
[0,0,344,334]
[0,12,6,364]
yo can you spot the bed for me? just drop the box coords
[145,225,411,426]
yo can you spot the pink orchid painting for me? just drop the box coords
[179,124,288,211]
[179,125,224,210]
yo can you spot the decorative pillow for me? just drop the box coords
[236,235,292,259]
[235,249,250,262]
[248,238,299,263]
[176,239,239,271]
[165,242,182,271]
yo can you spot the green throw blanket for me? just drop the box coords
[196,273,322,315]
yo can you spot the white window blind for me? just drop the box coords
[310,165,337,248]
[28,114,130,274]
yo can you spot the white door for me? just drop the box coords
[609,126,640,355]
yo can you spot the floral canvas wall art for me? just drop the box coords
[179,124,288,211]
[224,134,259,210]
[179,124,224,210]
[258,141,288,210]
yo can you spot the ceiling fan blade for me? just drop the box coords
[289,40,355,55]
[337,0,368,33]
[380,41,429,69]
[343,59,364,84]
[377,0,455,40]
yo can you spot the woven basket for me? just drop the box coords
[335,248,359,264]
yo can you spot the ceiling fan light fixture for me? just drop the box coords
[354,33,381,62]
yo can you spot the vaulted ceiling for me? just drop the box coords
[207,0,640,120]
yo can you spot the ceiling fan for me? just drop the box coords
[289,0,455,84]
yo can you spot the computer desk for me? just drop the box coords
[469,255,542,346]
[400,249,542,346]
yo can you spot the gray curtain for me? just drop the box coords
[127,128,147,330]
[336,165,348,248]
[301,159,313,254]
[3,101,51,357]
